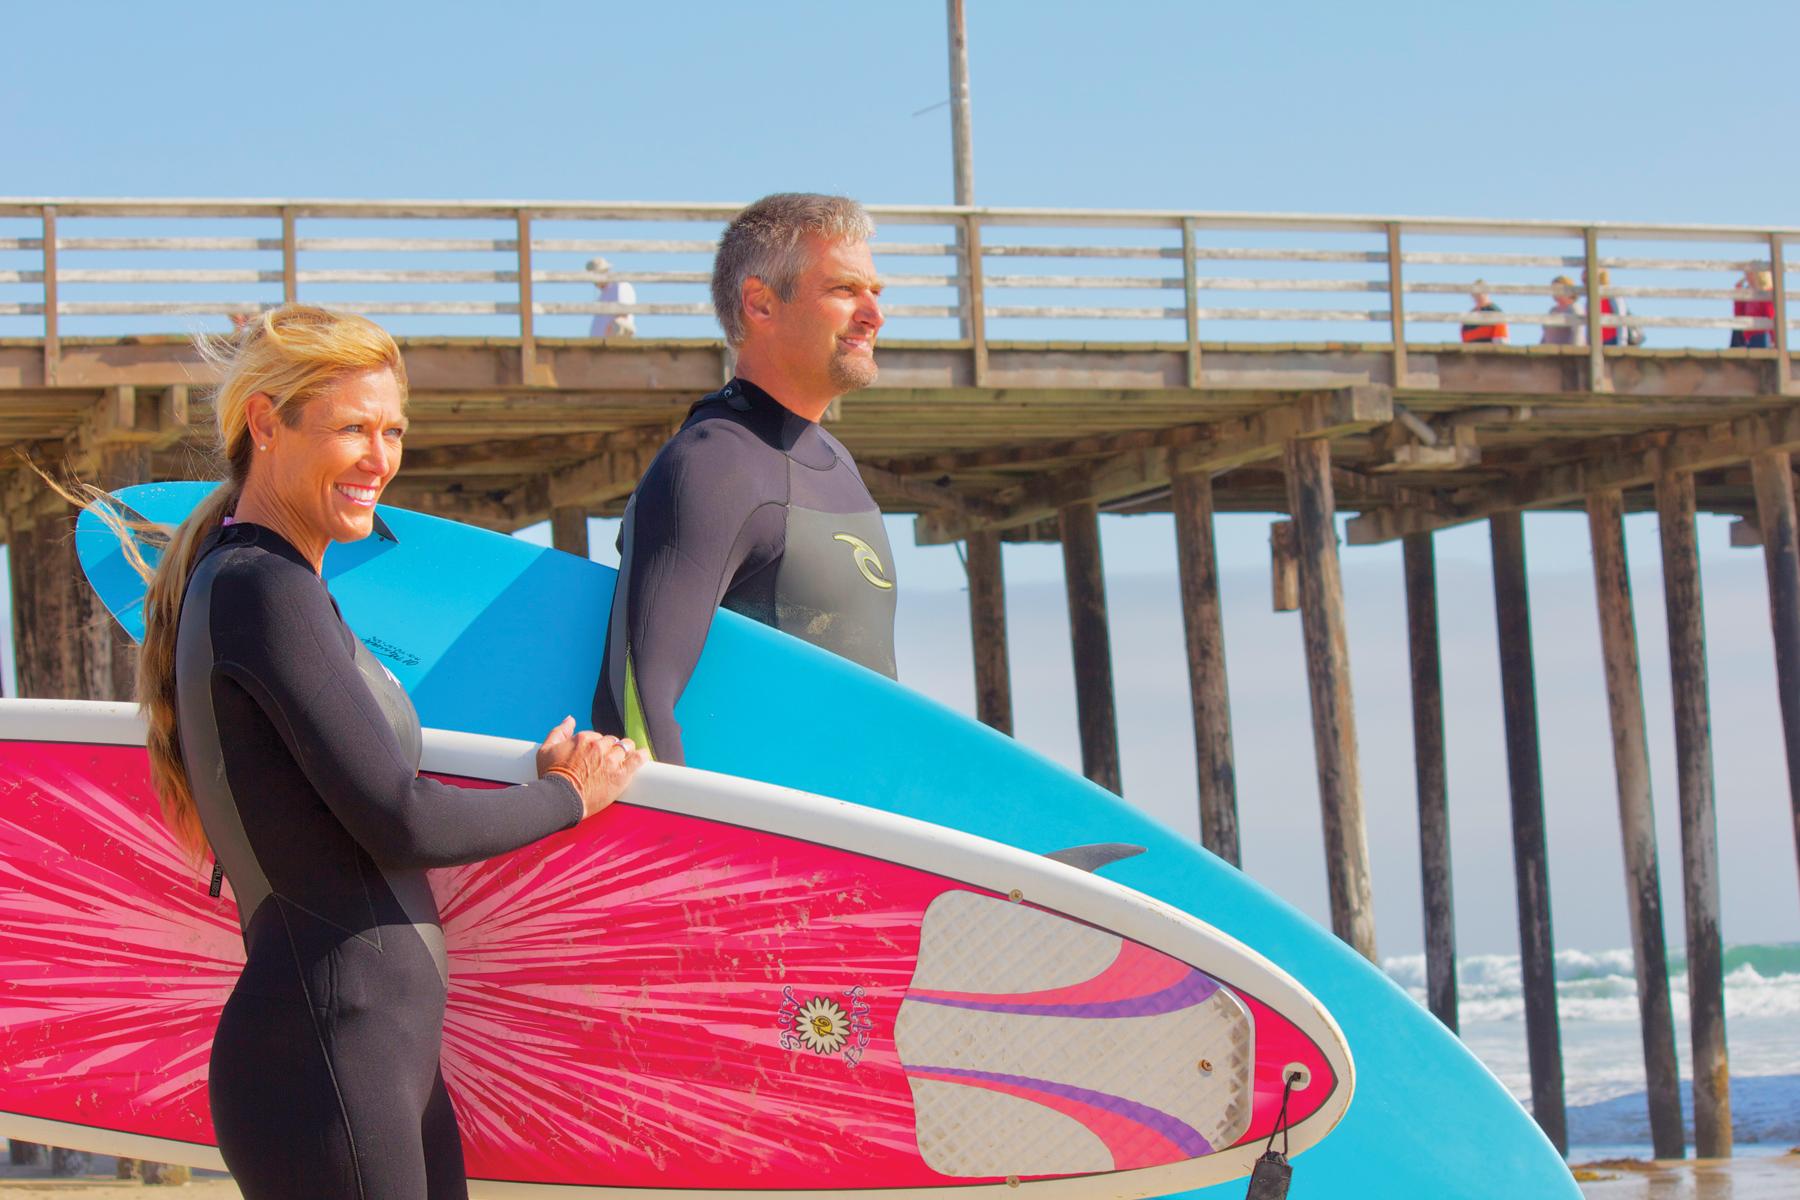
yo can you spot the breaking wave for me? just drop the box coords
[1381,942,1800,1025]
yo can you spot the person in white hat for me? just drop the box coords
[587,257,637,338]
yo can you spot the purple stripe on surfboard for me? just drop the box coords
[903,1065,1214,1158]
[909,967,1222,1019]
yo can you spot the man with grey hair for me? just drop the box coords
[591,193,894,765]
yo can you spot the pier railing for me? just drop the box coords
[1,198,1793,387]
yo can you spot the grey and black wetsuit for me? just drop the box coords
[176,522,583,1200]
[592,377,897,765]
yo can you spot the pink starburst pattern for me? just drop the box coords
[0,741,239,1149]
[0,744,984,1189]
[430,790,953,1188]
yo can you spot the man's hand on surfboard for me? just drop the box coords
[536,716,647,818]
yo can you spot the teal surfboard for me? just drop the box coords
[77,483,1578,1200]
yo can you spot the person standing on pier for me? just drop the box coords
[1731,268,1775,349]
[586,257,638,338]
[1461,282,1509,344]
[591,193,895,765]
[1540,276,1586,345]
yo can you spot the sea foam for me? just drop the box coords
[1381,942,1800,1025]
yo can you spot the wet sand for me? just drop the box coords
[1575,1152,1800,1200]
[0,1155,238,1197]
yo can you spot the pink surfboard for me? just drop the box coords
[0,699,1351,1197]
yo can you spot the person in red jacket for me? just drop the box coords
[1584,268,1637,345]
[1732,268,1775,349]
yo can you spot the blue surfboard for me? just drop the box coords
[77,482,1578,1200]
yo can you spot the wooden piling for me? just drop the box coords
[8,522,41,697]
[1488,510,1568,1154]
[1585,489,1686,1160]
[48,1147,91,1176]
[1269,519,1300,613]
[1172,471,1240,864]
[550,505,590,559]
[1750,449,1800,898]
[16,514,79,700]
[40,524,67,697]
[11,489,141,705]
[1402,532,1457,1031]
[1655,470,1732,1157]
[1282,437,1376,960]
[1058,500,1121,793]
[965,529,1013,734]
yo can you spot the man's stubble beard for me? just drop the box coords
[827,350,879,394]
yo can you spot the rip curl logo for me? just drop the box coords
[833,533,894,591]
[777,984,874,1067]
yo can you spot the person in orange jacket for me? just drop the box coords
[1461,282,1509,344]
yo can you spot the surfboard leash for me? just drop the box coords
[1244,1070,1299,1199]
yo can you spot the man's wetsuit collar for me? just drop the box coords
[717,377,816,424]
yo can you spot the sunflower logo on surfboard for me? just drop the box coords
[778,984,873,1066]
[796,997,849,1054]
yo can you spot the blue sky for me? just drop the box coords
[5,1,1799,953]
[8,1,1790,221]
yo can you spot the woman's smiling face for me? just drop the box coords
[257,367,406,556]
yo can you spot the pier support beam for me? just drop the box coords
[1489,510,1568,1154]
[1283,437,1376,959]
[5,444,150,703]
[1655,471,1732,1157]
[8,522,43,697]
[1586,489,1686,1160]
[965,530,1013,734]
[1059,500,1121,793]
[1173,470,1239,864]
[24,514,79,699]
[1750,449,1800,899]
[1403,532,1457,1031]
[550,505,590,559]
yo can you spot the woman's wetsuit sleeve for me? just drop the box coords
[209,559,582,868]
[594,425,773,765]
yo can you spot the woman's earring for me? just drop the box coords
[258,444,268,451]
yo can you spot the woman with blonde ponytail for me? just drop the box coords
[118,305,645,1199]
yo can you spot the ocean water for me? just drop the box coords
[1381,942,1800,1154]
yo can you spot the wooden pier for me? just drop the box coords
[3,197,1796,1159]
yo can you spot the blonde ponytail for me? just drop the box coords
[137,475,246,860]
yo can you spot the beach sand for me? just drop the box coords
[1574,1152,1800,1200]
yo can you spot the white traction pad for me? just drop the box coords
[895,890,1253,1177]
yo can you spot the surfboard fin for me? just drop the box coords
[372,512,398,543]
[1042,843,1146,873]
[104,493,154,529]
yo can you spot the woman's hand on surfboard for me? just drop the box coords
[536,717,649,818]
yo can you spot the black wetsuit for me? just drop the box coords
[176,522,582,1200]
[592,378,897,764]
